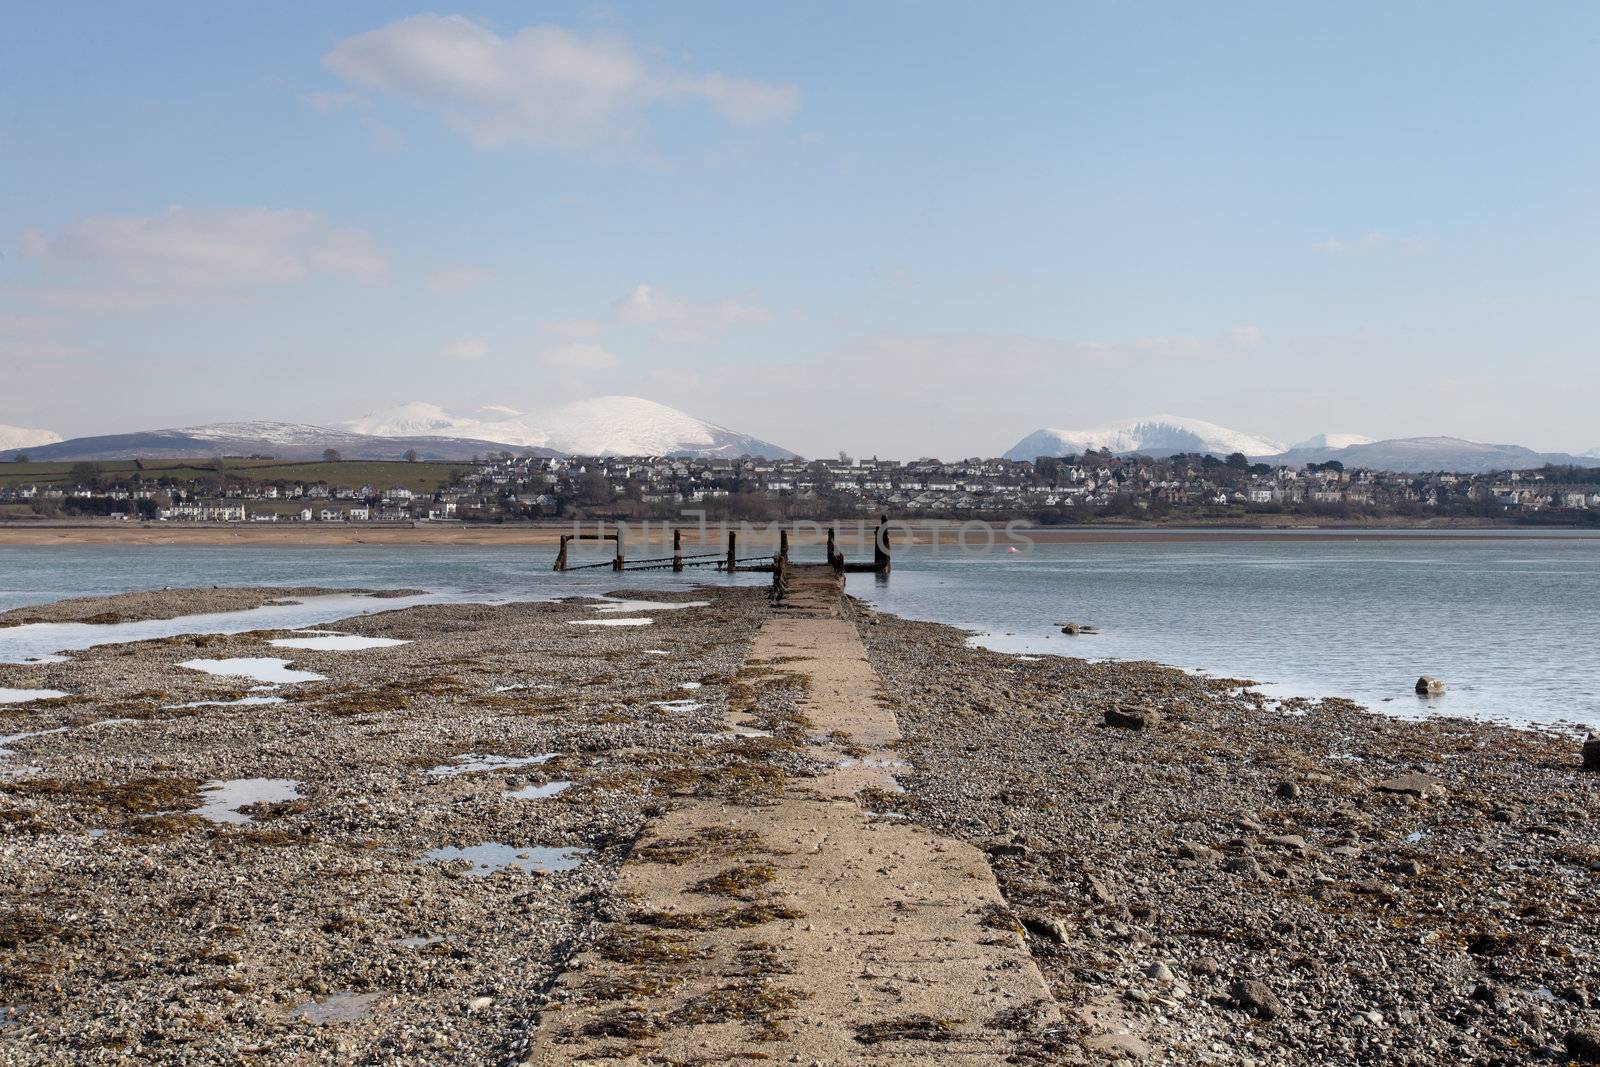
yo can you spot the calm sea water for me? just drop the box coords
[1,532,1596,730]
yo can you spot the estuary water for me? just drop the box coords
[0,532,1596,730]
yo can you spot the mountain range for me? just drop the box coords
[346,396,798,460]
[3,403,1595,472]
[0,396,797,463]
[1004,417,1596,473]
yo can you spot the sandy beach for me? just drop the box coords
[0,583,1596,1064]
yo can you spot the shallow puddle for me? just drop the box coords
[652,699,704,713]
[679,681,703,690]
[0,592,437,665]
[0,688,68,705]
[168,695,288,709]
[504,781,573,800]
[425,753,557,778]
[589,598,710,614]
[569,618,654,627]
[417,843,591,876]
[292,990,379,1024]
[644,649,671,656]
[179,657,324,684]
[194,778,301,824]
[269,635,411,651]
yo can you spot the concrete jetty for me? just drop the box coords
[524,571,1059,1063]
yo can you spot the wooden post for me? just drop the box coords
[672,528,683,572]
[874,514,892,574]
[778,528,789,565]
[554,535,570,572]
[827,527,840,571]
[613,534,624,571]
[726,530,737,572]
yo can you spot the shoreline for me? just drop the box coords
[0,585,1595,1062]
[0,519,1594,548]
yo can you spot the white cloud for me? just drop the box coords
[20,207,386,310]
[612,282,771,344]
[426,265,495,294]
[442,339,489,361]
[539,341,619,369]
[1229,325,1265,345]
[322,15,799,149]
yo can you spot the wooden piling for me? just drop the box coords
[778,528,789,565]
[673,529,684,572]
[827,527,841,571]
[874,515,892,574]
[613,538,625,571]
[726,530,737,573]
[554,535,570,572]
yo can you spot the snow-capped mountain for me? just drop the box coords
[347,395,799,459]
[1289,432,1377,451]
[0,421,549,462]
[1003,415,1285,461]
[0,424,64,451]
[1583,448,1600,460]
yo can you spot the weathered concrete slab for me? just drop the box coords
[523,605,1060,1064]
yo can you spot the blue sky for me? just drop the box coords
[3,2,1598,457]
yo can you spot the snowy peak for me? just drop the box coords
[1003,415,1285,460]
[0,424,64,451]
[345,395,798,459]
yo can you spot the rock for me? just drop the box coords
[1018,909,1070,945]
[1085,874,1118,905]
[1265,834,1312,857]
[1415,675,1446,695]
[1105,706,1161,731]
[1145,961,1174,982]
[1229,979,1285,1020]
[1275,781,1301,800]
[1062,623,1082,635]
[1192,957,1220,977]
[1175,840,1219,862]
[1583,735,1600,773]
[1373,773,1447,799]
[1565,1029,1600,1063]
[1224,856,1263,879]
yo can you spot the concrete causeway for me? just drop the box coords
[524,574,1060,1064]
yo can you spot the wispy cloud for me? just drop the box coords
[612,282,771,344]
[20,207,385,311]
[322,15,800,150]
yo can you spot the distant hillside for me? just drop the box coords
[1269,436,1593,474]
[0,421,556,462]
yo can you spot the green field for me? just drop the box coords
[0,459,467,494]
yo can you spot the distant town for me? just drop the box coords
[4,449,1600,528]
